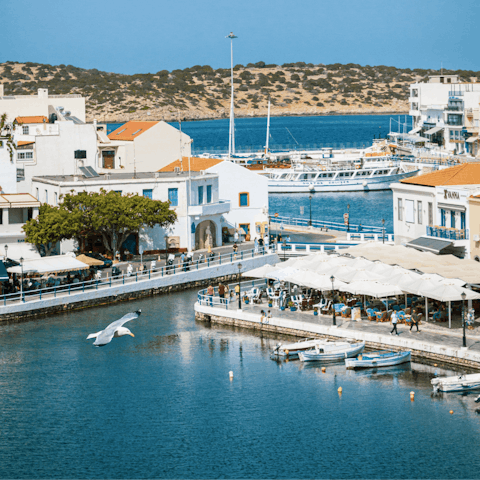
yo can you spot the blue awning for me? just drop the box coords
[0,261,9,282]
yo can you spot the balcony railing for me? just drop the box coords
[449,91,464,97]
[188,200,230,216]
[426,225,469,240]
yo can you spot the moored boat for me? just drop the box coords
[298,341,365,362]
[271,338,330,359]
[345,350,411,369]
[431,373,480,393]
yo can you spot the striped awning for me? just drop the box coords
[424,126,444,135]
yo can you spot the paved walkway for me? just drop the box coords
[215,300,480,353]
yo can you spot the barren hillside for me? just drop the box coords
[1,61,478,122]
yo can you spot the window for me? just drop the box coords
[451,211,456,229]
[45,190,48,204]
[168,188,178,207]
[17,152,33,160]
[461,211,466,230]
[36,188,39,200]
[198,186,204,204]
[428,202,433,225]
[398,198,403,221]
[405,199,415,223]
[417,201,422,224]
[239,192,249,207]
[440,209,446,227]
[240,223,250,235]
[54,192,58,206]
[206,185,212,203]
[22,125,29,135]
[143,189,153,199]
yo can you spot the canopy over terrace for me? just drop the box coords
[342,242,480,284]
[7,255,90,274]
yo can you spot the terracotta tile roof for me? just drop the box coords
[15,116,48,124]
[159,157,224,172]
[401,163,480,187]
[17,140,35,146]
[108,121,158,141]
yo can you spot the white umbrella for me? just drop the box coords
[287,271,348,291]
[349,258,374,269]
[420,283,480,303]
[364,261,396,276]
[246,264,279,279]
[343,280,403,298]
[266,266,301,281]
[336,269,383,283]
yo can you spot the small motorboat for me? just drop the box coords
[431,373,480,393]
[345,350,411,369]
[298,341,365,362]
[271,338,330,359]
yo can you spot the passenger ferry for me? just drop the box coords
[266,160,419,193]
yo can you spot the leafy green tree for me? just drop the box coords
[61,189,177,255]
[23,204,82,255]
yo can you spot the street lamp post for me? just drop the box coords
[330,275,336,326]
[226,32,238,159]
[20,256,24,302]
[382,218,385,244]
[309,195,313,226]
[237,262,243,310]
[283,239,287,262]
[462,291,467,348]
[4,244,8,258]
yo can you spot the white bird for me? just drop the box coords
[87,310,141,347]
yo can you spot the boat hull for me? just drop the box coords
[432,373,480,392]
[268,170,419,193]
[345,351,411,369]
[271,338,329,359]
[298,342,365,362]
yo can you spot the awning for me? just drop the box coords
[405,237,453,254]
[408,126,422,135]
[424,126,444,135]
[0,261,8,282]
[437,203,466,212]
[7,255,89,274]
[76,254,104,266]
[466,136,479,143]
[3,243,41,261]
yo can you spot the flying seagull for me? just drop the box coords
[87,310,141,347]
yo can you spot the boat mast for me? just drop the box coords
[265,98,271,155]
[226,32,237,160]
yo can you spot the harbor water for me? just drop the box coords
[1,289,480,479]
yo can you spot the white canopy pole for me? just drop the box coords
[425,297,428,322]
[448,301,451,329]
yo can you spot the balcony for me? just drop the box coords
[426,225,468,240]
[188,200,230,217]
[449,91,464,97]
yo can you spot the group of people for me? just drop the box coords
[390,308,421,335]
[260,310,272,324]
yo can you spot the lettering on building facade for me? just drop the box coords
[444,189,460,200]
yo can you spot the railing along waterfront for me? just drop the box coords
[197,279,268,310]
[1,247,270,308]
[276,242,352,255]
[270,214,386,233]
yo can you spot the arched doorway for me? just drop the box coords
[195,220,217,250]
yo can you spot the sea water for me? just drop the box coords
[1,290,479,479]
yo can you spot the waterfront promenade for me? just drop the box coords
[0,248,279,322]
[195,297,480,369]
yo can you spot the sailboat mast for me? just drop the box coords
[226,32,237,160]
[265,99,271,155]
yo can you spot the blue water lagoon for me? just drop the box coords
[1,289,480,479]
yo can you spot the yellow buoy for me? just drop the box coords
[450,410,454,415]
[321,367,326,373]
[229,371,234,380]
[410,391,415,401]
[285,350,289,356]
[434,364,438,367]
[338,387,343,394]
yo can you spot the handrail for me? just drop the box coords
[1,247,272,308]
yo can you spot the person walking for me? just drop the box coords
[409,309,421,333]
[180,252,186,271]
[218,282,225,299]
[233,242,238,259]
[390,310,399,335]
[207,284,214,306]
[254,237,259,255]
[266,310,272,324]
[260,310,265,324]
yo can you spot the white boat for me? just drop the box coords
[431,373,480,393]
[298,341,365,362]
[271,338,330,359]
[266,162,419,193]
[345,350,411,369]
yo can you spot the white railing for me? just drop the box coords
[1,247,271,308]
[276,242,352,255]
[270,215,385,233]
[346,232,394,242]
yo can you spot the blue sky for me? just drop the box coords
[3,0,479,74]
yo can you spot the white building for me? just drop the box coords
[409,75,480,156]
[0,132,17,194]
[13,116,98,194]
[160,157,269,241]
[97,121,191,173]
[391,163,480,258]
[31,170,230,255]
[0,86,85,123]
